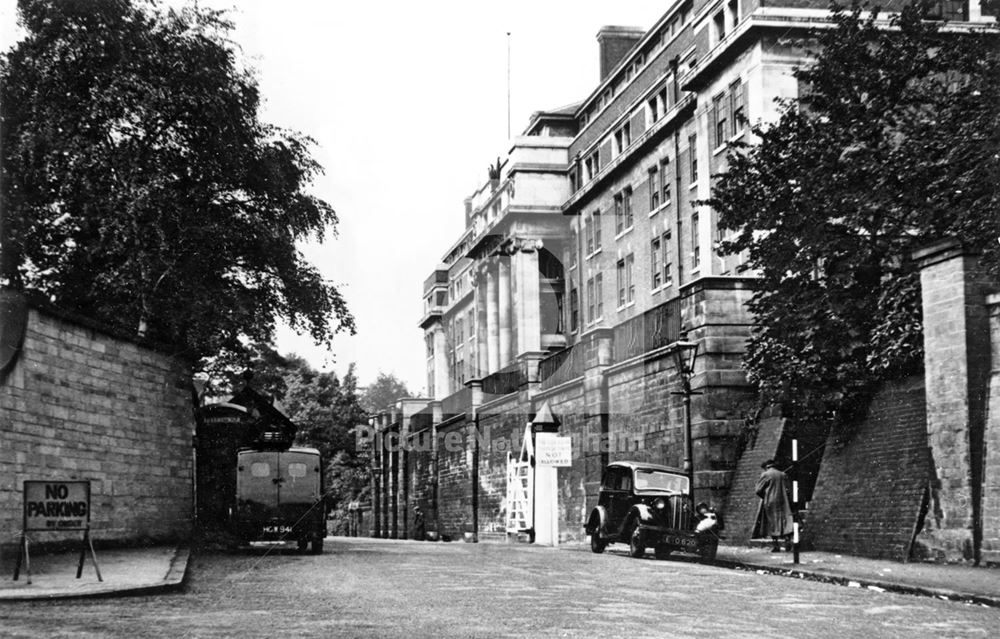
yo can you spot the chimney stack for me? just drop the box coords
[596,26,646,82]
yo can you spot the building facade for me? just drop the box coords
[379,0,998,560]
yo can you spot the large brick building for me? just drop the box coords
[382,0,999,561]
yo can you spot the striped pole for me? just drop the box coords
[792,438,800,564]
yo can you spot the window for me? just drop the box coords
[623,186,633,229]
[287,462,307,478]
[586,211,601,255]
[587,275,604,322]
[595,273,604,319]
[730,80,746,136]
[250,462,270,478]
[614,193,624,235]
[647,89,666,125]
[586,277,595,322]
[713,11,726,43]
[617,254,635,307]
[649,166,660,211]
[614,122,631,156]
[570,286,579,332]
[651,236,663,288]
[663,230,673,288]
[689,134,698,182]
[570,229,578,269]
[592,211,602,251]
[713,92,727,149]
[425,333,434,357]
[660,158,672,207]
[691,211,700,269]
[468,310,475,339]
[584,150,600,181]
[614,188,633,235]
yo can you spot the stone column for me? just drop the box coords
[498,257,513,368]
[486,262,500,373]
[430,400,443,536]
[512,242,542,358]
[432,324,448,400]
[474,268,489,378]
[981,293,1000,565]
[914,239,994,562]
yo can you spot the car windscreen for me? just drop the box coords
[633,470,688,494]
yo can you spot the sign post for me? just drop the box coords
[534,432,571,547]
[14,480,102,583]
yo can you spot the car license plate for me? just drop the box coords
[263,525,292,534]
[664,534,697,550]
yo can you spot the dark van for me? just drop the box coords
[233,447,326,553]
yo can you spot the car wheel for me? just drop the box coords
[298,538,309,552]
[628,525,645,559]
[590,532,607,554]
[654,544,672,560]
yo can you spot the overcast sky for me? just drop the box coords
[0,0,669,394]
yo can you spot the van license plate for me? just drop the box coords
[263,525,292,534]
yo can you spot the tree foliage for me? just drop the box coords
[360,371,411,415]
[0,0,353,361]
[709,3,1000,423]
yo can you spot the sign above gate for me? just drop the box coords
[535,433,572,467]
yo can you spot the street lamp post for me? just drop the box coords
[668,339,699,512]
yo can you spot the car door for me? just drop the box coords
[606,468,633,536]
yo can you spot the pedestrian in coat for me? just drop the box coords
[755,459,794,552]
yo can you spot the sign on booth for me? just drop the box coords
[535,433,572,467]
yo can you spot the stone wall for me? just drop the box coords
[981,293,1000,565]
[0,299,195,549]
[476,395,526,542]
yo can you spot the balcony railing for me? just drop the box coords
[482,363,526,396]
[538,344,583,391]
[612,297,682,363]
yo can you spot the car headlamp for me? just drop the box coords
[654,498,666,510]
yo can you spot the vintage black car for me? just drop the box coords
[585,461,720,560]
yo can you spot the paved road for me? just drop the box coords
[1,537,997,638]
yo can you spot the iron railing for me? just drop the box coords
[538,344,583,390]
[612,297,682,363]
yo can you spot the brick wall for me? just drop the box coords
[1,302,194,549]
[805,377,930,561]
